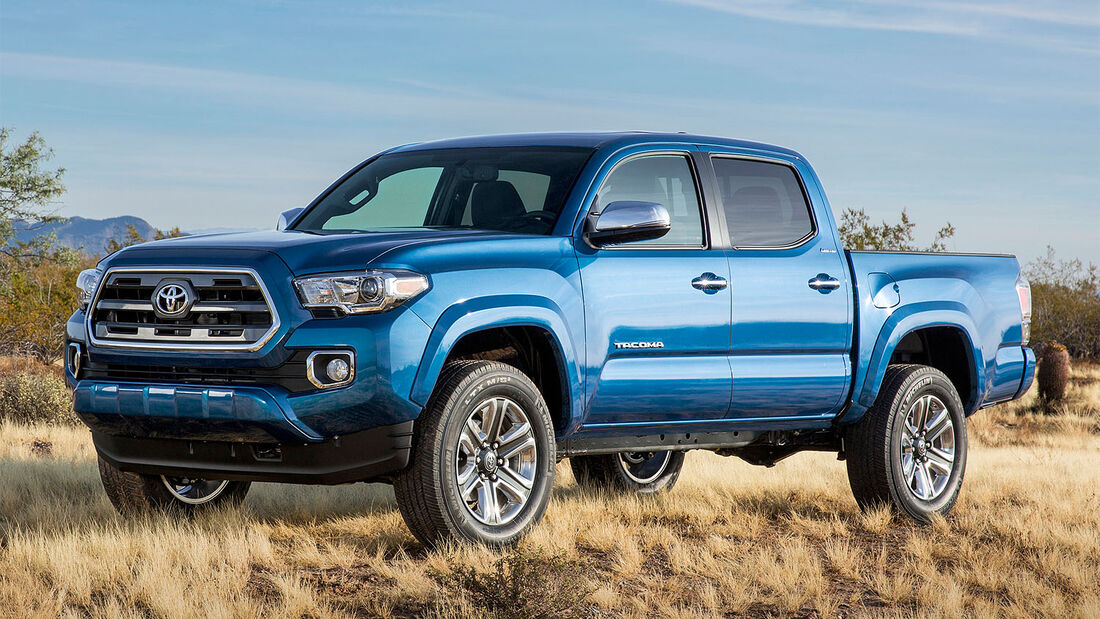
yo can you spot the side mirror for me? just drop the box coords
[585,201,671,246]
[277,208,304,230]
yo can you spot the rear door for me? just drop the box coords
[576,150,733,426]
[704,152,853,420]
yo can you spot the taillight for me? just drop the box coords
[1016,275,1031,345]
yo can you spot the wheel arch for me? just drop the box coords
[410,296,581,435]
[842,304,984,423]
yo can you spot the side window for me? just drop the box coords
[595,154,704,246]
[712,157,814,248]
[324,167,444,230]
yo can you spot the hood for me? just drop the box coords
[115,229,509,275]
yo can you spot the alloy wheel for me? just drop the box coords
[455,396,539,525]
[900,394,956,501]
[160,476,232,505]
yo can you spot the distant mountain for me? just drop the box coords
[13,216,157,254]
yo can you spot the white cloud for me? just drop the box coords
[662,0,1100,53]
[662,0,981,35]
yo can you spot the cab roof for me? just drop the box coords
[388,132,804,160]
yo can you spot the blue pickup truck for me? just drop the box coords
[66,132,1035,545]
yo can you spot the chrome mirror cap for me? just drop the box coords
[277,208,305,230]
[586,201,671,246]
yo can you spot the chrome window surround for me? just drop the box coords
[305,350,355,389]
[85,266,282,352]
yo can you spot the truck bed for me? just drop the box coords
[844,250,1031,422]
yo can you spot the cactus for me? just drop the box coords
[1036,342,1070,404]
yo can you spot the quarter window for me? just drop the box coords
[712,158,814,248]
[595,155,704,246]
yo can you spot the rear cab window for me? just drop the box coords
[711,157,815,248]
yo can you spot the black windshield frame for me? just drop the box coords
[292,146,595,235]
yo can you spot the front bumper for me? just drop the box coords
[65,253,434,483]
[93,420,413,484]
[67,293,432,442]
[73,381,322,442]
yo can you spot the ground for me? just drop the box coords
[0,366,1097,618]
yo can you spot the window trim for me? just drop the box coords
[708,154,819,251]
[583,151,710,251]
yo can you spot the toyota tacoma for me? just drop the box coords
[66,132,1036,545]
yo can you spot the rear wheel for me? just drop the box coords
[845,364,967,523]
[571,450,684,494]
[98,457,250,514]
[394,361,556,546]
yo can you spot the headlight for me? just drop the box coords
[76,268,103,310]
[294,269,429,314]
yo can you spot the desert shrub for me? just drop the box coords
[1036,343,1071,404]
[837,207,955,252]
[0,355,62,379]
[1026,248,1100,359]
[0,247,94,363]
[430,547,595,619]
[0,369,78,426]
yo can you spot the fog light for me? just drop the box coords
[326,358,350,382]
[305,350,355,389]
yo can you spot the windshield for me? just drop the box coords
[293,146,594,235]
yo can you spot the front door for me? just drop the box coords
[707,153,853,420]
[577,152,732,426]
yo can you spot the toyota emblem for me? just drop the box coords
[152,280,195,318]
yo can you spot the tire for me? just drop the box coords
[98,456,250,515]
[846,364,968,523]
[393,360,556,546]
[570,450,685,494]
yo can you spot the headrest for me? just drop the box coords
[471,181,526,228]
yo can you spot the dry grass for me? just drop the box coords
[1,366,1098,618]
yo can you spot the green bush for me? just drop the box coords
[1026,248,1100,359]
[0,370,78,426]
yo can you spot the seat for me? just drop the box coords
[470,181,526,230]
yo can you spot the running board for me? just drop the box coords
[557,429,760,457]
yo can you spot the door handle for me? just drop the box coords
[692,272,728,293]
[808,273,840,292]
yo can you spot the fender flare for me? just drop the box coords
[409,295,582,426]
[842,301,984,423]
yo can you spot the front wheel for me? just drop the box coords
[570,450,685,494]
[98,457,250,514]
[394,361,556,546]
[845,364,968,523]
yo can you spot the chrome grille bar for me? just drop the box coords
[86,267,281,352]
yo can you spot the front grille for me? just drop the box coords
[89,269,278,350]
[81,352,315,393]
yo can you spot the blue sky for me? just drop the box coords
[1,0,1097,264]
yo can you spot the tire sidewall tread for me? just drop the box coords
[571,451,685,494]
[846,364,967,523]
[394,360,556,546]
[97,456,249,514]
